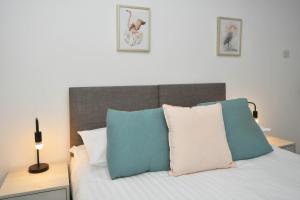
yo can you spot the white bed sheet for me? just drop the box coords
[70,146,300,200]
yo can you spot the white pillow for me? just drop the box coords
[163,104,234,176]
[78,128,107,166]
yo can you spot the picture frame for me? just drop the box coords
[117,5,151,52]
[217,17,242,57]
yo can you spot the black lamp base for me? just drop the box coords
[28,163,49,173]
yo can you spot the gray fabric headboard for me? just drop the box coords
[69,83,226,147]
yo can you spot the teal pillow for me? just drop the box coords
[199,98,273,161]
[106,108,169,179]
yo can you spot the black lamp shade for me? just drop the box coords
[253,110,258,118]
[35,131,42,143]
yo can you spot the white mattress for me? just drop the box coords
[70,146,300,200]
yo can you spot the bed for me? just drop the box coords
[69,83,300,200]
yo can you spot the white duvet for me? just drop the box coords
[70,146,300,200]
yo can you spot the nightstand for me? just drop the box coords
[266,135,296,153]
[0,162,69,200]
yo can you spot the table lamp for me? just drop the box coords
[28,118,49,173]
[248,101,259,123]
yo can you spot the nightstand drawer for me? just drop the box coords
[4,189,67,200]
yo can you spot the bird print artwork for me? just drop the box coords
[117,5,150,52]
[124,9,146,46]
[223,25,238,52]
[217,17,242,56]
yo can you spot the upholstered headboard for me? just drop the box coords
[69,83,226,147]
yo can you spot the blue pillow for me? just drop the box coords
[200,98,273,161]
[106,108,169,179]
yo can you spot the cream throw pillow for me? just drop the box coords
[163,103,233,176]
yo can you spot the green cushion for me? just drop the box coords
[200,98,273,161]
[106,108,170,179]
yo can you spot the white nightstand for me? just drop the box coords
[0,162,69,200]
[266,135,296,153]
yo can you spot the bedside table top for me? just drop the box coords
[266,135,295,148]
[0,162,69,199]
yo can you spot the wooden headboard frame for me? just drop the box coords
[69,83,226,147]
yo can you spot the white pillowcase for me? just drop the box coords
[163,103,234,176]
[78,128,107,166]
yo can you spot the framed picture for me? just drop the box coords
[117,5,151,52]
[217,17,242,56]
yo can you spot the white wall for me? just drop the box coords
[1,0,300,183]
